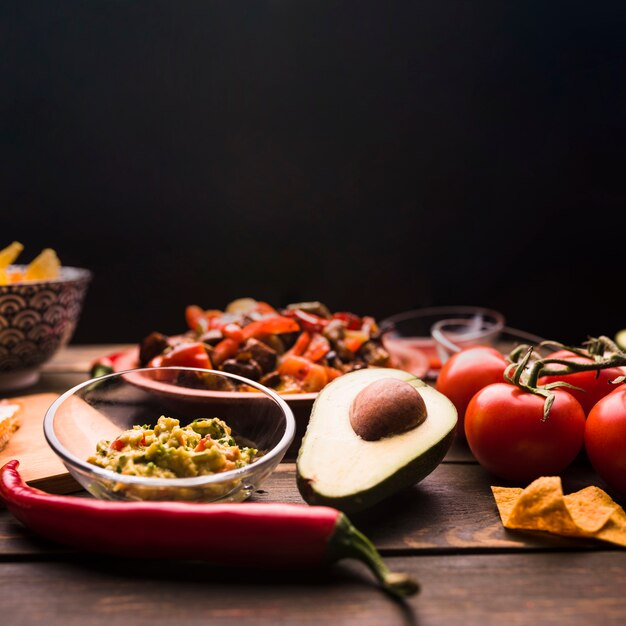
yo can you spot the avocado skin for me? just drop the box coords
[296,425,456,515]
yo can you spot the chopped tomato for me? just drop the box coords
[110,439,125,452]
[211,338,240,367]
[241,315,300,340]
[159,342,213,369]
[303,333,331,362]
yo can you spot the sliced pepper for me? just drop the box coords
[303,333,331,362]
[157,342,213,370]
[241,315,300,340]
[288,332,312,357]
[211,338,240,367]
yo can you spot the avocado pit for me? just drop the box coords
[349,377,427,441]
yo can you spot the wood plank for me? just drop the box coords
[1,552,625,625]
[0,393,81,494]
[0,463,613,558]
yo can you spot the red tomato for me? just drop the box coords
[435,347,507,434]
[465,383,586,482]
[538,349,623,415]
[585,385,626,496]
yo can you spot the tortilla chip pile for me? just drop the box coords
[0,241,61,285]
[492,476,626,547]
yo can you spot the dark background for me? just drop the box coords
[2,1,625,345]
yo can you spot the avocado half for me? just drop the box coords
[296,368,457,514]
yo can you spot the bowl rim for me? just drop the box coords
[43,366,296,488]
[380,305,506,334]
[1,265,92,287]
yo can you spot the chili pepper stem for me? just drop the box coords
[328,514,419,598]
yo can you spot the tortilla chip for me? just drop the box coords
[492,477,626,547]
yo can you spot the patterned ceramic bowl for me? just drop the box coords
[0,266,91,391]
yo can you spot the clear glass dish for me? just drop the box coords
[431,322,547,365]
[381,306,505,379]
[44,367,295,502]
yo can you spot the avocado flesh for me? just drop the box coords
[296,368,457,514]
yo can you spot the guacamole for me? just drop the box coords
[87,416,257,479]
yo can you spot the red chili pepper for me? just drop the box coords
[0,461,417,597]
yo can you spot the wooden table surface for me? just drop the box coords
[2,346,626,625]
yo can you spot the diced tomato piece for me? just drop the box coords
[303,333,331,362]
[110,439,125,452]
[160,342,213,369]
[344,330,369,353]
[241,316,300,340]
[211,338,240,367]
[332,311,362,330]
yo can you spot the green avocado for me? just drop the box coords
[296,368,457,514]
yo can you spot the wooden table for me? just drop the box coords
[2,346,626,625]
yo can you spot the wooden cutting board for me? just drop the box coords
[0,393,80,494]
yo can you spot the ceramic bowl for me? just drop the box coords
[0,266,91,391]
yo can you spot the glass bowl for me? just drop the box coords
[381,306,505,379]
[432,323,547,365]
[44,367,295,502]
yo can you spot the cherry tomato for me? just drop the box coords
[585,385,626,496]
[435,347,507,433]
[538,349,624,415]
[465,383,586,482]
